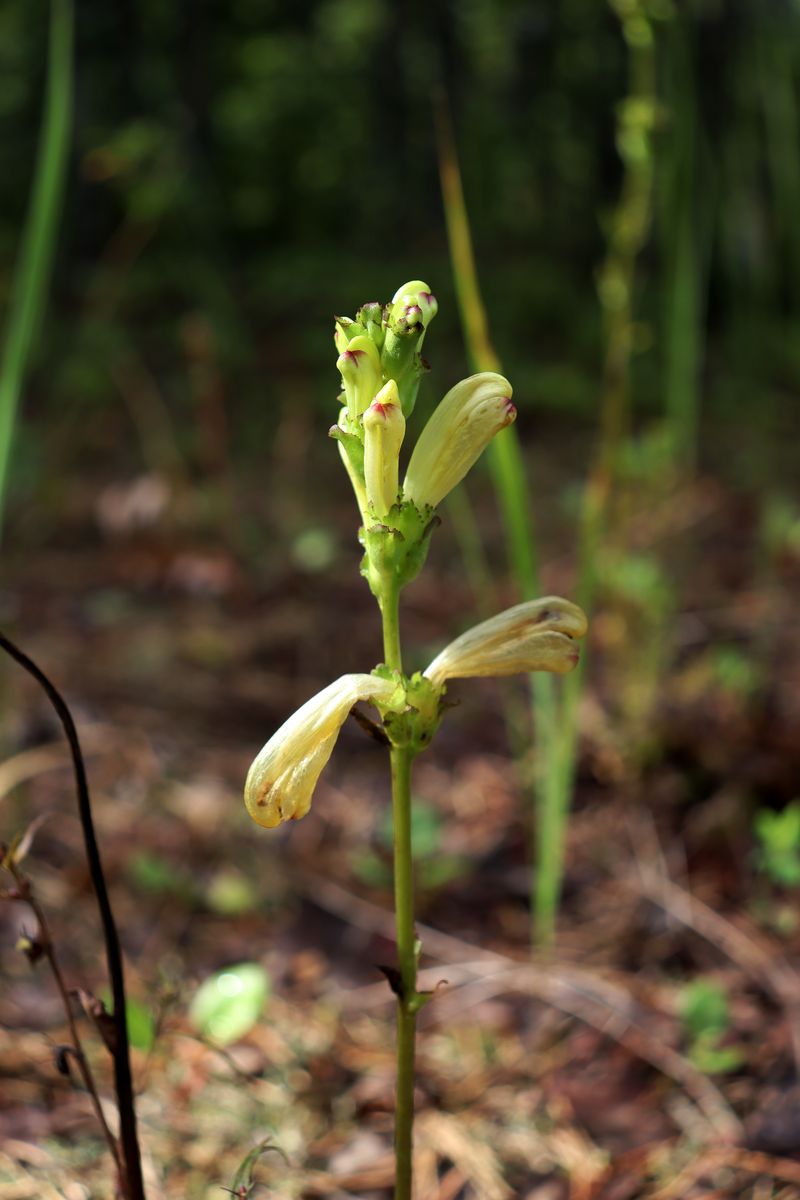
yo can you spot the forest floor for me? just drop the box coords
[1,447,800,1200]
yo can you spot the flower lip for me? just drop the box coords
[244,673,396,829]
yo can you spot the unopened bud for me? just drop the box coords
[336,335,382,419]
[356,301,386,349]
[363,380,406,518]
[403,372,516,509]
[334,316,365,355]
[389,280,438,332]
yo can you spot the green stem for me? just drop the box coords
[390,742,416,1200]
[381,579,402,674]
[380,581,417,1200]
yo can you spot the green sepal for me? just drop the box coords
[371,668,443,752]
[381,325,426,417]
[334,316,367,349]
[356,301,385,350]
[329,421,365,482]
[358,500,439,598]
[370,664,407,713]
[403,672,443,754]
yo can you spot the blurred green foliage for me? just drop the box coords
[755,801,800,887]
[1,0,799,507]
[189,961,271,1045]
[680,978,744,1075]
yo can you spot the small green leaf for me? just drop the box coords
[125,998,156,1051]
[206,869,258,916]
[680,979,730,1041]
[420,854,470,889]
[229,1135,288,1192]
[351,850,391,887]
[755,802,800,886]
[100,993,155,1052]
[689,1035,745,1075]
[189,963,270,1045]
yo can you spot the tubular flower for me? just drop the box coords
[245,674,397,828]
[363,380,406,517]
[423,597,588,688]
[403,372,516,509]
[336,334,382,419]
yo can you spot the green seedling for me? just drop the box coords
[755,801,800,887]
[680,979,744,1075]
[240,282,587,1198]
[190,962,271,1046]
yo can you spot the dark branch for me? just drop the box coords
[0,632,146,1200]
[349,703,391,746]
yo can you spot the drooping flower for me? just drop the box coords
[363,380,406,517]
[403,372,516,509]
[424,597,588,688]
[244,674,397,828]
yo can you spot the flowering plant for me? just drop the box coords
[244,281,587,1198]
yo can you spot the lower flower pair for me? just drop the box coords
[244,597,587,829]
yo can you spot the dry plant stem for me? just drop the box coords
[9,864,122,1177]
[380,583,417,1200]
[0,632,146,1200]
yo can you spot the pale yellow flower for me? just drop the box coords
[336,335,382,419]
[363,380,406,517]
[423,597,588,688]
[245,674,396,828]
[402,372,516,509]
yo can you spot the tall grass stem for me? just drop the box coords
[0,0,73,537]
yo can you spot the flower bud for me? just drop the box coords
[381,281,437,417]
[403,372,516,509]
[336,335,382,419]
[245,674,397,828]
[363,381,406,518]
[356,301,386,349]
[424,597,588,688]
[334,316,365,355]
[389,280,438,332]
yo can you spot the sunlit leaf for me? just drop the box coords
[189,962,270,1045]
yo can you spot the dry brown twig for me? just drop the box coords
[3,860,122,1178]
[626,813,800,1073]
[299,872,743,1142]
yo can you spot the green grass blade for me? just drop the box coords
[435,90,563,947]
[0,0,74,536]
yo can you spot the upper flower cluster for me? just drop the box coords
[331,281,516,529]
[243,280,588,830]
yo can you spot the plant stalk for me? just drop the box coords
[0,632,147,1200]
[380,582,416,1200]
